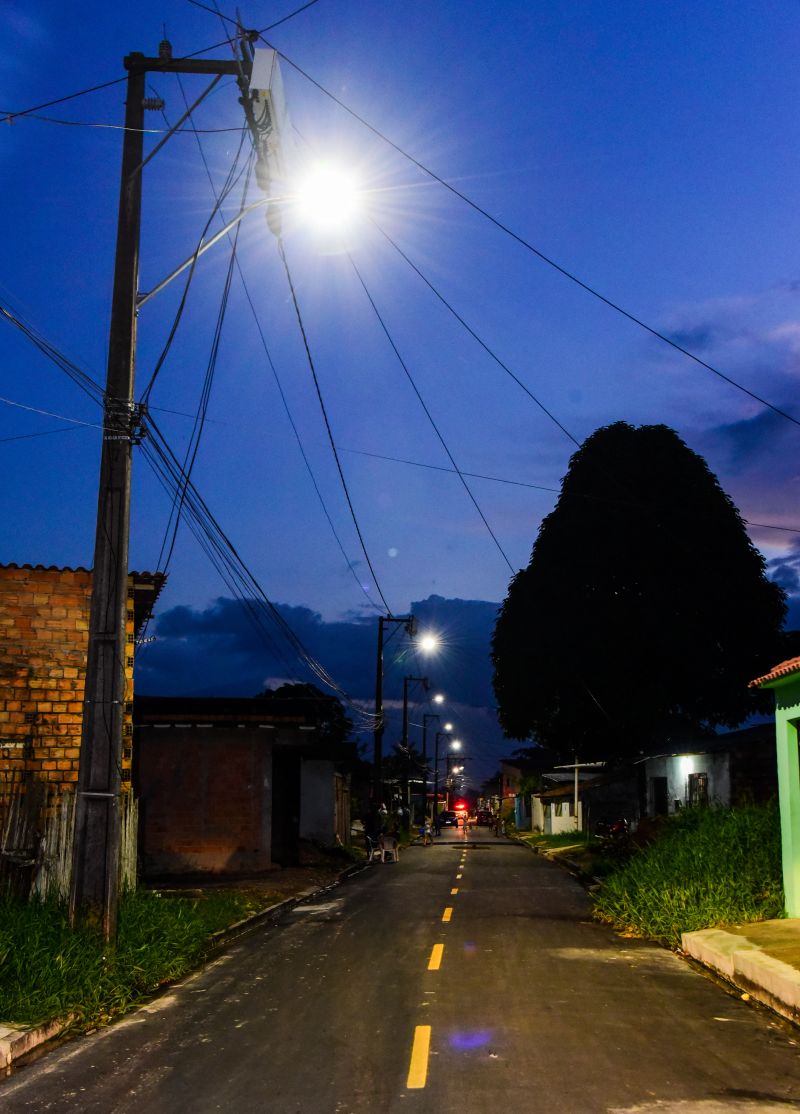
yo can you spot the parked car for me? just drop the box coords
[475,809,492,826]
[438,810,458,827]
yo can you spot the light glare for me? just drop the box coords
[294,164,361,230]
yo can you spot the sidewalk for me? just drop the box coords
[682,919,800,1025]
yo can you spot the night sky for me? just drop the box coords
[3,1,800,784]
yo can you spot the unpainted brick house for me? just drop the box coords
[135,695,352,878]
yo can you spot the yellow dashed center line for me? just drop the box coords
[456,873,463,879]
[442,906,453,923]
[450,887,459,895]
[428,943,444,970]
[407,1025,432,1089]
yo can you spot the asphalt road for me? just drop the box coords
[3,830,799,1113]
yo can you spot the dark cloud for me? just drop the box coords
[137,594,499,708]
[769,539,800,597]
[135,593,507,785]
[703,405,795,471]
[664,324,718,351]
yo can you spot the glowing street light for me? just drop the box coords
[417,632,439,654]
[293,163,362,231]
[432,692,444,705]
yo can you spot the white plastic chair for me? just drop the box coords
[367,837,383,863]
[381,835,399,863]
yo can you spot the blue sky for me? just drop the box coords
[3,1,800,782]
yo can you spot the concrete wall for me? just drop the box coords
[644,751,729,814]
[299,758,335,844]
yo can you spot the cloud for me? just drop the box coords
[135,593,510,785]
[137,593,500,708]
[707,406,794,466]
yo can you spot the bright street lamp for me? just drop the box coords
[293,162,362,231]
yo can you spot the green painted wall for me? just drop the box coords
[760,674,800,917]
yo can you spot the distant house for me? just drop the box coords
[135,694,352,878]
[638,723,777,818]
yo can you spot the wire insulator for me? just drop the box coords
[158,39,172,60]
[142,97,165,112]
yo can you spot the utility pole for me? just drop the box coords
[70,39,262,938]
[372,614,414,807]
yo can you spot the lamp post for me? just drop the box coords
[402,675,429,751]
[432,724,454,834]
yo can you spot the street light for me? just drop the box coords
[293,162,362,231]
[373,616,439,808]
[432,724,454,834]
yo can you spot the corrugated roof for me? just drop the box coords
[749,656,800,689]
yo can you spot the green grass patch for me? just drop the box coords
[0,888,276,1029]
[592,804,784,948]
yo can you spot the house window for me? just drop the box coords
[687,772,708,807]
[554,802,563,817]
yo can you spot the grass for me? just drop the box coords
[0,887,280,1029]
[592,804,784,948]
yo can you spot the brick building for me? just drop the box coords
[135,695,353,878]
[0,563,164,892]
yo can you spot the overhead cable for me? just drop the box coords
[277,237,394,614]
[348,253,515,575]
[171,74,383,613]
[264,40,800,432]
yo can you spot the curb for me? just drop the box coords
[682,927,800,1025]
[0,1018,75,1075]
[0,862,367,1075]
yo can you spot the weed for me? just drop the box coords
[0,888,262,1028]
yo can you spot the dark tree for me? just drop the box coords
[256,682,354,749]
[491,422,786,760]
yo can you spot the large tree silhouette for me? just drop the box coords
[491,422,786,760]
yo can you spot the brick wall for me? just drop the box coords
[136,726,273,876]
[0,563,135,798]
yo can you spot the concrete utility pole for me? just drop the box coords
[70,38,262,939]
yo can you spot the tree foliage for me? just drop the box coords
[491,422,786,760]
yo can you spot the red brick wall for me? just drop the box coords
[0,564,134,797]
[136,726,273,876]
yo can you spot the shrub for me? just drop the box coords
[592,804,784,948]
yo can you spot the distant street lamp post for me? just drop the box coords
[432,724,454,834]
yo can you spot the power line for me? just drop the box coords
[14,113,245,133]
[139,129,250,404]
[1,36,239,124]
[339,445,800,537]
[0,302,105,405]
[347,253,515,575]
[265,41,800,432]
[186,0,327,34]
[170,73,383,614]
[141,414,379,727]
[370,221,582,449]
[277,237,394,614]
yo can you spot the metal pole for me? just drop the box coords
[433,731,441,835]
[69,58,146,938]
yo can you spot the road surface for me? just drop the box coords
[2,829,798,1112]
